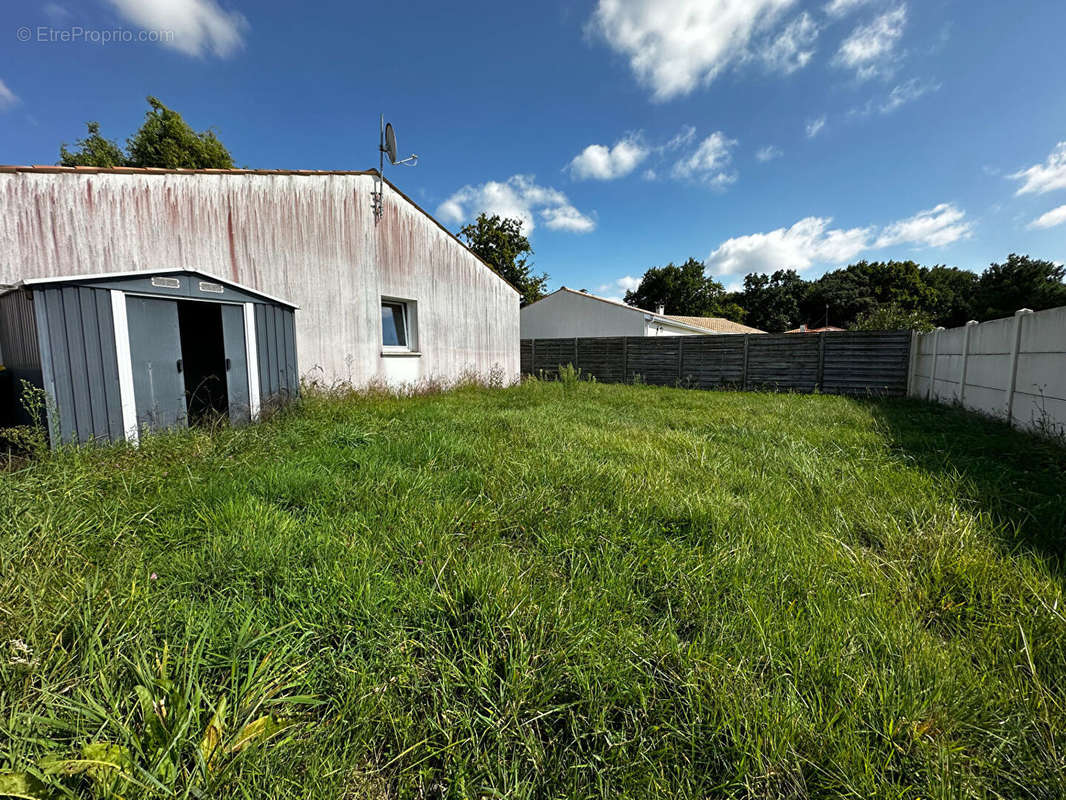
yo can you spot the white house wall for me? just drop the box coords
[0,171,519,386]
[520,291,645,339]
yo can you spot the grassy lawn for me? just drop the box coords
[1,380,1065,799]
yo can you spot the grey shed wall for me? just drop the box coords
[255,304,299,404]
[34,285,124,443]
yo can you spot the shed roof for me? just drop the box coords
[17,268,299,308]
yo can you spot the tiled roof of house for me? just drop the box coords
[665,315,765,334]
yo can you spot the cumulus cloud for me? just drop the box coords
[806,116,827,138]
[758,12,819,74]
[824,0,872,18]
[588,0,799,101]
[873,203,973,248]
[671,132,738,186]
[1010,142,1066,196]
[0,79,18,110]
[437,175,596,234]
[596,275,642,302]
[1028,204,1066,230]
[706,203,972,275]
[756,145,783,162]
[833,6,907,80]
[567,135,649,181]
[105,0,248,57]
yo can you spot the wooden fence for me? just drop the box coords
[521,331,913,396]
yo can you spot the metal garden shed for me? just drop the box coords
[0,269,298,445]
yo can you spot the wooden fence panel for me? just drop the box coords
[522,331,913,396]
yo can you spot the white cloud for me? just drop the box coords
[437,175,595,234]
[105,0,248,58]
[672,131,738,186]
[0,79,18,110]
[1028,204,1066,230]
[873,203,972,248]
[588,0,798,101]
[706,203,972,275]
[759,12,819,74]
[806,116,827,138]
[1010,142,1066,196]
[833,6,907,80]
[851,78,938,115]
[567,135,649,181]
[756,145,783,162]
[824,0,872,18]
[43,3,71,22]
[596,275,642,302]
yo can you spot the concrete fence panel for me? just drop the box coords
[909,305,1066,437]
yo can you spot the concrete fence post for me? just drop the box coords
[817,332,826,390]
[958,320,978,408]
[926,327,944,401]
[677,337,684,383]
[1004,308,1033,427]
[573,337,579,372]
[906,330,919,397]
[530,339,536,376]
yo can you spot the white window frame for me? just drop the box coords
[381,297,419,356]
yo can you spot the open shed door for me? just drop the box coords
[126,296,187,432]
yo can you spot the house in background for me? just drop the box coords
[520,288,764,338]
[0,165,520,394]
[785,324,846,334]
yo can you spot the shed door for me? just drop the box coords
[220,304,250,424]
[126,296,187,432]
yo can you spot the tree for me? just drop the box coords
[458,214,548,306]
[922,266,979,328]
[737,269,806,332]
[853,304,935,332]
[59,122,126,167]
[57,97,234,169]
[802,260,936,329]
[126,97,233,169]
[974,254,1066,320]
[624,258,744,320]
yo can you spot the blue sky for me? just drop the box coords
[2,0,1065,298]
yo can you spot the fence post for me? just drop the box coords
[926,327,944,401]
[741,335,750,390]
[958,320,978,408]
[622,336,629,383]
[530,339,536,377]
[816,332,826,390]
[573,337,579,372]
[677,337,684,383]
[1004,308,1033,427]
[906,330,918,397]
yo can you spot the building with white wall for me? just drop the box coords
[0,165,520,389]
[520,287,763,339]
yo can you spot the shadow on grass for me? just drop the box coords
[867,397,1066,566]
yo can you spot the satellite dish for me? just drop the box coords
[384,123,398,166]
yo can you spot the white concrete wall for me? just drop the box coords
[520,291,646,338]
[909,306,1066,437]
[0,171,520,387]
[645,320,705,336]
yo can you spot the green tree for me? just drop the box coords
[738,269,806,332]
[458,214,548,306]
[922,265,979,327]
[57,97,234,169]
[974,254,1066,320]
[59,122,126,167]
[126,97,234,169]
[853,304,935,332]
[624,258,744,320]
[802,260,936,329]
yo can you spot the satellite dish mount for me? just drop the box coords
[372,114,419,220]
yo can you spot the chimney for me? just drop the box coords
[656,304,665,316]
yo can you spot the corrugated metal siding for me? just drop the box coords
[521,332,913,397]
[255,304,299,404]
[0,289,41,369]
[35,285,124,444]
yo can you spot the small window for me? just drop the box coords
[381,300,409,349]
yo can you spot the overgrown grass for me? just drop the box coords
[1,380,1064,798]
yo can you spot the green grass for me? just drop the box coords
[1,379,1065,799]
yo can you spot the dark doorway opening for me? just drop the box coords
[177,301,229,424]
